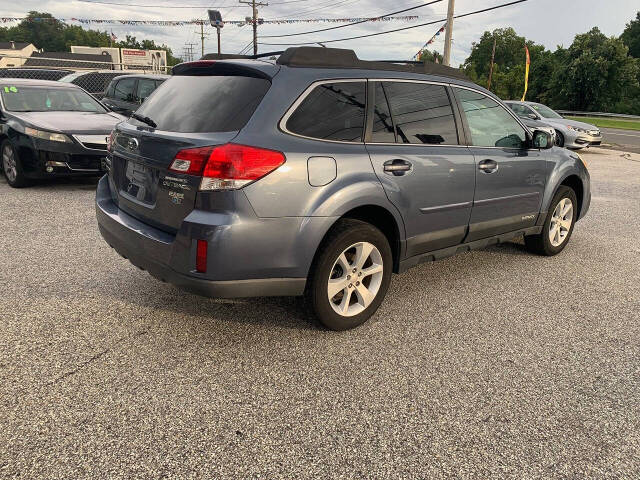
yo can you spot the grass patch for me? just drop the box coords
[565,116,640,131]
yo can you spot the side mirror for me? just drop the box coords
[532,129,553,149]
[527,113,539,120]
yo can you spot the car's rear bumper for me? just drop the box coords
[95,176,329,298]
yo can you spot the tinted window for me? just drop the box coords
[136,78,156,101]
[287,81,366,142]
[382,82,458,145]
[371,83,396,143]
[134,75,270,133]
[114,77,136,101]
[455,88,527,148]
[0,85,107,113]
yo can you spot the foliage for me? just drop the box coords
[418,49,443,64]
[0,12,182,65]
[461,18,640,115]
[621,12,640,58]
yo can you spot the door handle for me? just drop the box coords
[383,159,412,176]
[478,159,499,174]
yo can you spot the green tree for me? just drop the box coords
[553,27,639,111]
[0,12,181,65]
[418,49,443,64]
[621,11,640,58]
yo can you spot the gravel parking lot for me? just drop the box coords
[1,148,639,479]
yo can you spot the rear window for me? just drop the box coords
[286,81,366,142]
[133,75,270,133]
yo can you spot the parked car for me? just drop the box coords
[505,100,602,149]
[58,70,130,99]
[101,74,168,116]
[518,116,556,141]
[0,68,73,81]
[96,47,591,330]
[0,79,125,187]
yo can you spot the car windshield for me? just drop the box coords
[530,103,562,119]
[0,85,107,113]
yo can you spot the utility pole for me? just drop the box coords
[442,0,455,66]
[487,35,497,90]
[240,0,268,55]
[183,43,197,62]
[200,22,208,58]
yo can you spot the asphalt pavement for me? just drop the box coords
[1,149,639,479]
[601,127,640,153]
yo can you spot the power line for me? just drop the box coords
[261,0,443,38]
[280,0,360,19]
[74,0,235,7]
[259,0,528,46]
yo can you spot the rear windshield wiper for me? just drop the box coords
[130,112,157,129]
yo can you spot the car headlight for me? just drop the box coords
[566,125,587,133]
[25,127,72,143]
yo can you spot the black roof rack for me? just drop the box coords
[275,47,469,81]
[200,47,469,81]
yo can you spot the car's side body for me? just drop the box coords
[505,100,602,149]
[102,74,168,116]
[96,52,590,300]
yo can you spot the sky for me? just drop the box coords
[1,0,638,65]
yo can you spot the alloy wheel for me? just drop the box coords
[549,197,573,247]
[2,145,17,183]
[327,241,384,317]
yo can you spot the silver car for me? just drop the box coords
[505,101,603,149]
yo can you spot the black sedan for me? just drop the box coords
[0,79,125,187]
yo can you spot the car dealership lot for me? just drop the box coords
[1,149,638,478]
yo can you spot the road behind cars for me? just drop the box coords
[600,127,640,153]
[0,149,638,477]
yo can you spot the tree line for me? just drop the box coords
[422,12,640,115]
[0,12,182,66]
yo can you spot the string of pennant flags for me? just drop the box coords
[412,24,446,60]
[0,15,422,27]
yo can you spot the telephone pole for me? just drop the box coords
[487,35,497,90]
[199,22,210,58]
[442,0,455,66]
[240,0,268,55]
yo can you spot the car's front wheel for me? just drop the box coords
[1,140,27,188]
[525,186,578,256]
[554,130,565,147]
[307,219,393,330]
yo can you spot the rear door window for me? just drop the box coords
[371,82,396,143]
[381,81,458,145]
[114,77,137,101]
[133,75,270,133]
[286,81,366,142]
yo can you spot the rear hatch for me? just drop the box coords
[108,65,273,233]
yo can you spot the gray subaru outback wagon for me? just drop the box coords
[96,47,590,330]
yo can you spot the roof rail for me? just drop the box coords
[201,47,469,81]
[275,47,469,81]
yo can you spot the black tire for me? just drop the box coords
[554,130,565,147]
[306,219,393,331]
[524,186,578,256]
[1,140,27,188]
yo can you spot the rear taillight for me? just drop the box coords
[169,143,285,191]
[168,146,212,175]
[196,239,208,273]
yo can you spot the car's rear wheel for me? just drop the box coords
[307,219,392,330]
[1,140,27,188]
[524,186,577,256]
[554,130,565,147]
